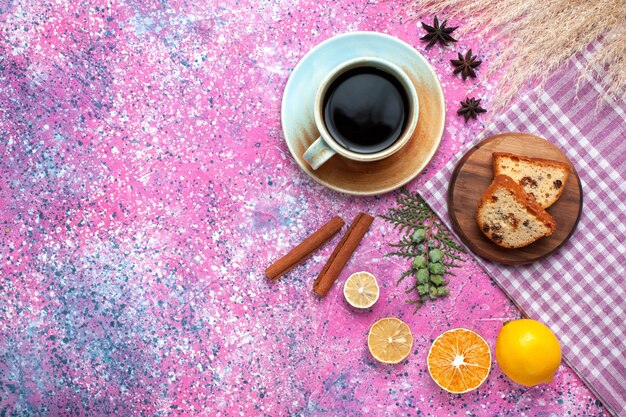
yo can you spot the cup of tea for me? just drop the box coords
[303,57,419,170]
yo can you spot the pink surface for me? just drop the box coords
[0,0,607,416]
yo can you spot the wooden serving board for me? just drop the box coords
[447,133,583,265]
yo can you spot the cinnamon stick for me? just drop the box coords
[313,212,374,297]
[265,216,345,281]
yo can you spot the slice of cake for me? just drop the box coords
[477,175,557,248]
[492,152,571,208]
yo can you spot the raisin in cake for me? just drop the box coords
[493,152,570,208]
[477,175,557,248]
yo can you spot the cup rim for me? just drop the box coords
[313,56,419,162]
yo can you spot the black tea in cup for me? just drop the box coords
[322,66,410,154]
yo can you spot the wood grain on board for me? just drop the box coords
[448,133,583,265]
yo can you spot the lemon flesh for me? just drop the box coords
[368,317,413,364]
[343,271,379,309]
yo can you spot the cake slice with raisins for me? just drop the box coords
[477,175,556,248]
[493,152,570,208]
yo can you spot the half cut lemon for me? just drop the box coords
[368,317,413,364]
[343,271,379,309]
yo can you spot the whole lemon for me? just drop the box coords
[495,319,561,386]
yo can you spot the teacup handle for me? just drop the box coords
[303,137,336,170]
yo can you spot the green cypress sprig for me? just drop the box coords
[380,188,466,312]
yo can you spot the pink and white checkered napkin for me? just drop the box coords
[420,54,626,416]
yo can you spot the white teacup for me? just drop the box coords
[304,57,419,170]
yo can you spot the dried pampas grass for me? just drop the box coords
[407,0,626,108]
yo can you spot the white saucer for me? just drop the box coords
[281,31,446,196]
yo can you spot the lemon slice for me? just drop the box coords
[368,317,413,364]
[343,271,380,308]
[427,328,491,393]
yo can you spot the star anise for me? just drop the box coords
[420,16,458,48]
[457,97,487,122]
[451,49,482,80]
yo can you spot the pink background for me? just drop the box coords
[0,0,607,415]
